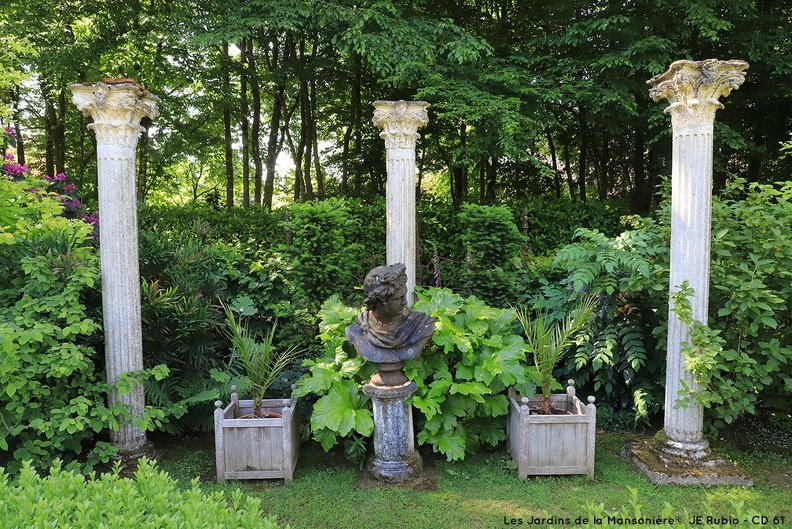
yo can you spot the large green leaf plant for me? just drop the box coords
[296,289,536,463]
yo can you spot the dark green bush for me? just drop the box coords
[519,178,792,432]
[0,459,281,528]
[137,226,242,432]
[520,220,669,426]
[458,204,526,307]
[515,196,627,256]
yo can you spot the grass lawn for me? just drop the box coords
[151,419,791,529]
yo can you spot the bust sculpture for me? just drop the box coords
[346,263,435,386]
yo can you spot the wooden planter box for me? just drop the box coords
[507,381,596,479]
[214,388,299,482]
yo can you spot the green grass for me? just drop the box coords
[151,431,790,529]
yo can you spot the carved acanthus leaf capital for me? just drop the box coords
[647,59,748,130]
[372,100,430,149]
[70,81,159,146]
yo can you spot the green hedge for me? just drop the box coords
[0,459,281,528]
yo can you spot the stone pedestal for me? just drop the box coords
[363,380,423,483]
[624,59,752,486]
[372,100,429,306]
[70,80,159,454]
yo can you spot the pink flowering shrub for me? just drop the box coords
[2,127,98,233]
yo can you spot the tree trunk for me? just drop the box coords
[563,140,575,201]
[577,107,588,204]
[310,78,324,199]
[222,43,234,210]
[240,37,251,208]
[137,118,150,200]
[298,81,313,200]
[12,85,25,165]
[546,129,561,199]
[248,38,263,207]
[450,122,468,205]
[44,97,56,178]
[631,127,648,213]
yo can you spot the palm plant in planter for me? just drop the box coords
[214,303,305,482]
[508,296,598,479]
[515,296,596,415]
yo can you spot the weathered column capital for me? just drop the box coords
[70,80,159,146]
[372,100,429,149]
[647,59,748,132]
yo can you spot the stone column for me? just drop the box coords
[372,100,429,306]
[363,381,423,483]
[70,80,159,454]
[647,59,748,453]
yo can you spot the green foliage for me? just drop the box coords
[459,204,525,307]
[0,15,37,119]
[294,296,374,464]
[222,301,305,414]
[409,288,533,460]
[0,176,111,471]
[284,199,370,311]
[521,221,668,425]
[668,180,792,432]
[0,459,281,528]
[515,295,596,414]
[582,487,764,529]
[297,290,533,463]
[515,197,628,257]
[703,179,792,428]
[138,226,237,432]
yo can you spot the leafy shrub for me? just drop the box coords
[459,204,525,307]
[293,296,375,464]
[417,197,465,289]
[408,288,534,460]
[520,178,792,432]
[138,226,239,432]
[514,195,627,256]
[296,289,535,463]
[673,181,792,431]
[524,222,669,426]
[0,175,111,471]
[0,459,281,528]
[284,198,370,311]
[139,202,283,249]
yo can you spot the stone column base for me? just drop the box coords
[363,380,423,483]
[621,437,753,486]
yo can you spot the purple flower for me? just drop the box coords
[4,126,15,139]
[2,163,29,177]
[64,182,76,193]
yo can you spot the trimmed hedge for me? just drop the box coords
[0,459,282,528]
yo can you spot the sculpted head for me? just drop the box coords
[362,263,408,312]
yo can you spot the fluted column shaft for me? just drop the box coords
[372,101,429,306]
[647,60,748,450]
[70,81,159,453]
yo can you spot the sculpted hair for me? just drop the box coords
[362,263,407,309]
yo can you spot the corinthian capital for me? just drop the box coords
[372,100,430,149]
[647,59,748,131]
[70,80,159,146]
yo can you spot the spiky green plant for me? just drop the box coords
[221,302,305,416]
[515,296,596,415]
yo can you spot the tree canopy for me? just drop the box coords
[3,0,791,211]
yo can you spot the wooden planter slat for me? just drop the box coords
[507,382,596,479]
[214,390,299,482]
